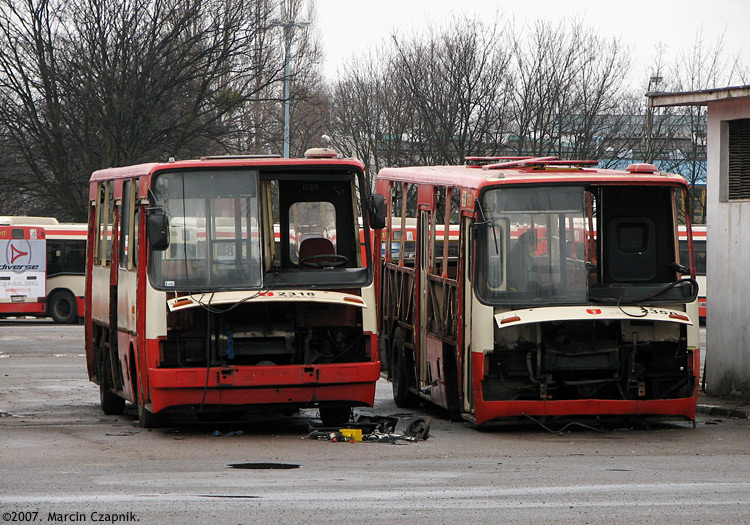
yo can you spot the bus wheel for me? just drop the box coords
[99,357,125,416]
[391,329,419,408]
[49,291,78,324]
[319,406,351,427]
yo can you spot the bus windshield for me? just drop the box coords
[149,170,262,290]
[476,186,589,306]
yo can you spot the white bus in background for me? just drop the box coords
[0,216,87,323]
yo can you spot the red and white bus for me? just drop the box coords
[0,217,87,323]
[680,225,706,320]
[85,150,385,427]
[374,157,700,426]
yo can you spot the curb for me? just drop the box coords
[696,403,749,419]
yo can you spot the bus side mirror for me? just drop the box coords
[369,193,386,230]
[147,211,170,251]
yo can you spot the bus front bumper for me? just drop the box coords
[147,361,381,413]
[473,397,698,426]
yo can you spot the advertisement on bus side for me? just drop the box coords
[0,236,47,301]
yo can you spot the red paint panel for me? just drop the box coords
[150,382,377,413]
[149,361,380,389]
[0,302,45,315]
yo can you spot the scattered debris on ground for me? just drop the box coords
[305,415,431,444]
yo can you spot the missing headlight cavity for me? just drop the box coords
[227,462,300,469]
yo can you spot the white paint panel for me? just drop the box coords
[117,270,138,333]
[495,305,692,329]
[166,289,367,312]
[90,265,110,324]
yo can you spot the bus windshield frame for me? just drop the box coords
[474,183,696,307]
[148,169,263,291]
[148,167,371,292]
[475,185,589,306]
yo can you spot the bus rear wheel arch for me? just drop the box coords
[48,290,78,324]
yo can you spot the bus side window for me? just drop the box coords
[133,180,140,269]
[95,181,112,266]
[105,181,114,266]
[119,180,131,270]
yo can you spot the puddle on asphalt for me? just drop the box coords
[199,495,261,499]
[227,463,300,470]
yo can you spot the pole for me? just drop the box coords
[283,23,292,158]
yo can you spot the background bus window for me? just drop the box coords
[47,240,86,276]
[679,238,706,275]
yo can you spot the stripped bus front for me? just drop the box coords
[375,158,700,426]
[86,152,383,427]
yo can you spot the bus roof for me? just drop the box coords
[0,224,46,238]
[90,155,365,183]
[376,159,689,189]
[0,216,59,225]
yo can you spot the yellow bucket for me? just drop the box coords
[339,428,362,442]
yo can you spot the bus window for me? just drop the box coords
[105,182,114,265]
[289,201,337,265]
[47,240,86,276]
[119,179,131,270]
[149,170,262,289]
[680,239,706,275]
[476,187,588,304]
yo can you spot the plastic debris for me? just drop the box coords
[212,430,244,437]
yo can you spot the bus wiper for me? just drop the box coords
[588,278,699,305]
[670,261,690,274]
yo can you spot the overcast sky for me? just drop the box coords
[315,0,748,86]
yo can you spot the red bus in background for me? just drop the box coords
[374,157,700,426]
[85,150,385,428]
[0,217,87,323]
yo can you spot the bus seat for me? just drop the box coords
[298,237,336,267]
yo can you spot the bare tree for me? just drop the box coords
[389,14,513,165]
[644,29,748,223]
[328,13,514,184]
[508,18,634,162]
[241,0,326,157]
[0,0,284,220]
[328,51,416,187]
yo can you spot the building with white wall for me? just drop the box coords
[650,86,750,399]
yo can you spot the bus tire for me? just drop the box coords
[319,406,352,427]
[99,357,125,416]
[49,290,78,324]
[391,328,419,408]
